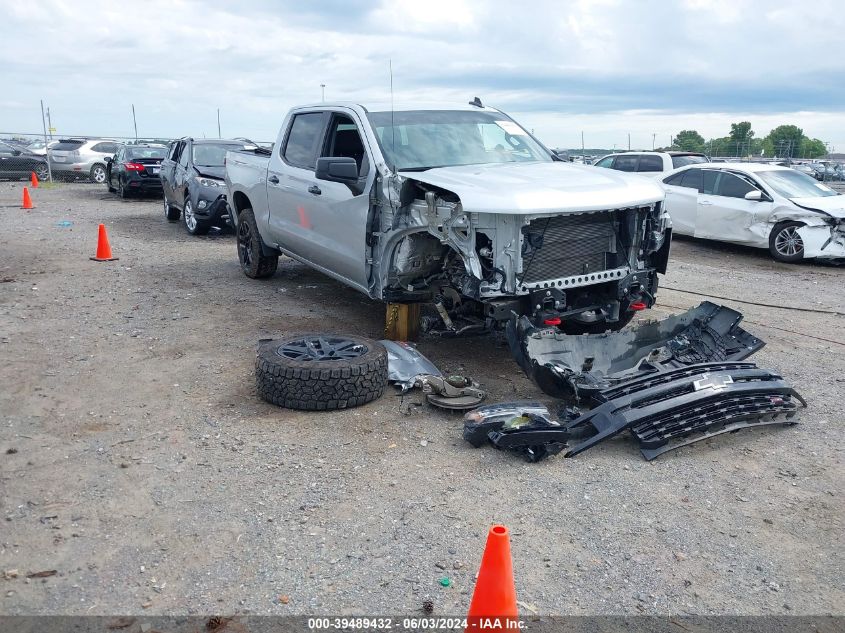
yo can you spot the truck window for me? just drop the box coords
[283,112,324,169]
[613,155,638,172]
[637,155,663,172]
[366,110,551,170]
[323,115,368,175]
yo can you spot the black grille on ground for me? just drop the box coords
[633,392,800,445]
[564,363,805,460]
[520,212,621,283]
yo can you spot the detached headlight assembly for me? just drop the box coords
[197,177,224,188]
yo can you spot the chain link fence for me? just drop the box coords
[0,132,176,184]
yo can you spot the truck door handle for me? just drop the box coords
[308,185,321,195]
[699,201,712,206]
[268,175,280,184]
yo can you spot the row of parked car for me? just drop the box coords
[592,150,845,262]
[0,135,259,235]
[590,150,845,181]
[103,137,259,234]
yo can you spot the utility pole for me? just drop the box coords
[46,107,53,140]
[581,130,585,158]
[628,133,631,151]
[320,84,326,102]
[217,108,221,139]
[652,133,656,151]
[40,100,53,182]
[131,104,138,140]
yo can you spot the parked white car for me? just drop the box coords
[594,151,708,178]
[661,162,845,262]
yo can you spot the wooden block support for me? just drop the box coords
[384,302,421,342]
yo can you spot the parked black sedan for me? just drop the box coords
[0,140,49,181]
[105,144,167,198]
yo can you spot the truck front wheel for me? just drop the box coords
[237,208,278,278]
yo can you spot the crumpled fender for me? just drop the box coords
[797,224,845,259]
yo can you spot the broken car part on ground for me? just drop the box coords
[462,302,805,461]
[384,339,486,410]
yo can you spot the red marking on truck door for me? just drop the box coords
[297,205,312,229]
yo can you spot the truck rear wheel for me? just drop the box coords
[256,334,387,410]
[237,207,278,278]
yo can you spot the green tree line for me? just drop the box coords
[663,122,827,159]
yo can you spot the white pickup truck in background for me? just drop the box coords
[225,101,672,333]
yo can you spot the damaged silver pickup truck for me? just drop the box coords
[225,100,671,332]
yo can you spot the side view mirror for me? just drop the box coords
[744,190,764,201]
[12,150,21,156]
[315,157,358,184]
[105,156,113,164]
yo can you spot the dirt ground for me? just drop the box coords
[1,182,843,617]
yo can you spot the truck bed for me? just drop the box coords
[224,149,272,224]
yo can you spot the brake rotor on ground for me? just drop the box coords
[416,374,486,411]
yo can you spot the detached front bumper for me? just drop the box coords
[467,302,806,461]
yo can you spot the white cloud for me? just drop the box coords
[0,0,842,148]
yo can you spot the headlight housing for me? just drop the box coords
[197,177,224,188]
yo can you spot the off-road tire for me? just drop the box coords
[255,334,387,410]
[34,164,49,181]
[237,207,278,278]
[769,221,805,263]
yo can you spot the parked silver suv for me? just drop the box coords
[48,138,121,183]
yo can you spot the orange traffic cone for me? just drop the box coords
[90,224,119,262]
[21,187,34,210]
[466,525,518,631]
[30,171,39,188]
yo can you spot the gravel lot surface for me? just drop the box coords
[1,183,843,616]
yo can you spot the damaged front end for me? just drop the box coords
[368,169,671,334]
[464,302,805,461]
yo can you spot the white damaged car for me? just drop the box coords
[661,162,845,262]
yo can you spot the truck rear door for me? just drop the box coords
[266,108,373,292]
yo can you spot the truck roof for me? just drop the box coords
[292,101,503,114]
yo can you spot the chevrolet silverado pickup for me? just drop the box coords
[225,101,672,333]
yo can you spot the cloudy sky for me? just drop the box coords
[2,0,843,150]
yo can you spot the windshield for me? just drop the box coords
[126,147,167,160]
[192,143,243,167]
[671,155,708,168]
[366,110,552,171]
[757,169,839,199]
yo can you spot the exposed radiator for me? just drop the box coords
[519,211,625,284]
